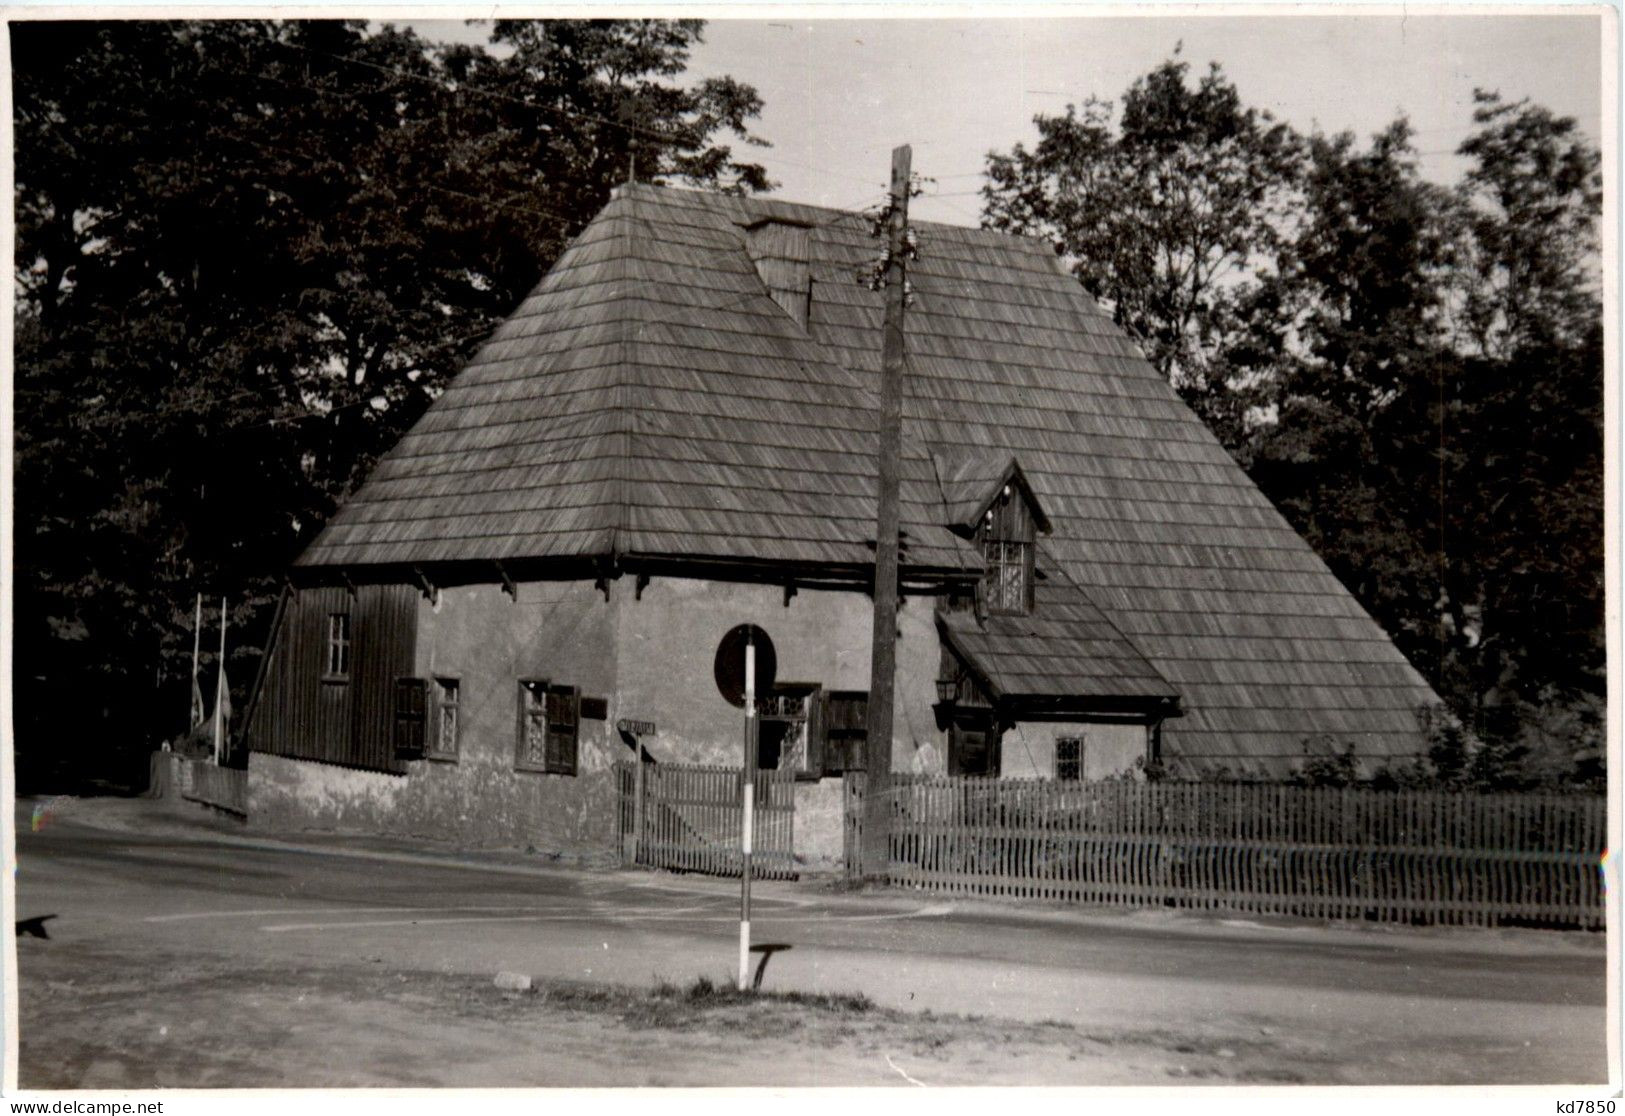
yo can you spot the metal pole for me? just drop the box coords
[738,633,757,991]
[190,592,202,726]
[860,145,911,882]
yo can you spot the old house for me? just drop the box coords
[241,183,1438,861]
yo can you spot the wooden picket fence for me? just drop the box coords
[181,757,248,816]
[844,774,1606,929]
[616,762,797,880]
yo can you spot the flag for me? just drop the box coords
[190,672,206,732]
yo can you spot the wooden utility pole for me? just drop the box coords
[859,145,911,882]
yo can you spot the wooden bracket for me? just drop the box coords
[635,573,651,601]
[340,572,358,598]
[494,560,517,601]
[411,565,438,604]
[783,583,797,607]
[594,576,611,603]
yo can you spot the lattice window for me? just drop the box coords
[517,679,578,775]
[1055,736,1084,782]
[325,613,351,679]
[430,677,459,761]
[983,539,1031,614]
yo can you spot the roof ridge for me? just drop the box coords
[610,189,636,560]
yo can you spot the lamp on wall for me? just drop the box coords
[933,674,960,732]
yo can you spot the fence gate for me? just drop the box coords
[616,762,797,880]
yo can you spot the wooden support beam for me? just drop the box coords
[635,573,651,600]
[411,565,437,603]
[783,583,797,607]
[340,571,358,598]
[594,576,612,603]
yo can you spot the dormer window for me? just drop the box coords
[929,447,1052,619]
[981,484,1036,615]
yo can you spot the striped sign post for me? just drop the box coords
[738,634,757,991]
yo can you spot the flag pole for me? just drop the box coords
[213,595,228,765]
[185,592,203,747]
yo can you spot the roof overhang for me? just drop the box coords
[938,622,1181,726]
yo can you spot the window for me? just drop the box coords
[979,486,1036,615]
[517,679,578,775]
[949,719,999,776]
[756,685,819,777]
[1055,736,1084,782]
[983,540,1031,613]
[325,613,351,680]
[429,678,460,761]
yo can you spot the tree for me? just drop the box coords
[12,19,770,788]
[1245,122,1462,683]
[1438,93,1603,761]
[982,56,1301,448]
[982,57,1604,775]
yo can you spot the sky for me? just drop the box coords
[407,9,1607,227]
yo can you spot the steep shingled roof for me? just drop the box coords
[300,183,1438,773]
[298,189,973,574]
[939,549,1177,708]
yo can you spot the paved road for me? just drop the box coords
[13,800,1612,1085]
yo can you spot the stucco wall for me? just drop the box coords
[249,573,1151,863]
[249,579,621,856]
[610,577,947,775]
[1001,721,1150,781]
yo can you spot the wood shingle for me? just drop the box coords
[298,183,1439,772]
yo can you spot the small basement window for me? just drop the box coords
[517,679,579,775]
[325,613,351,681]
[1055,736,1084,782]
[429,677,460,761]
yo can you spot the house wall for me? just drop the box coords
[1000,721,1149,781]
[244,584,416,772]
[249,579,621,855]
[247,573,1147,863]
[610,577,947,775]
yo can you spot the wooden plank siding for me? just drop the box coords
[245,584,418,773]
[844,775,1606,929]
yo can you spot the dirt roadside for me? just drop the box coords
[18,938,1326,1088]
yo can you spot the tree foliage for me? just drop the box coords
[12,18,768,788]
[985,62,1603,776]
[982,56,1300,445]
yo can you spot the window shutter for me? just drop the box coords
[825,690,869,773]
[546,685,579,775]
[393,677,427,759]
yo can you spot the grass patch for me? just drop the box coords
[521,974,874,1034]
[647,975,873,1015]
